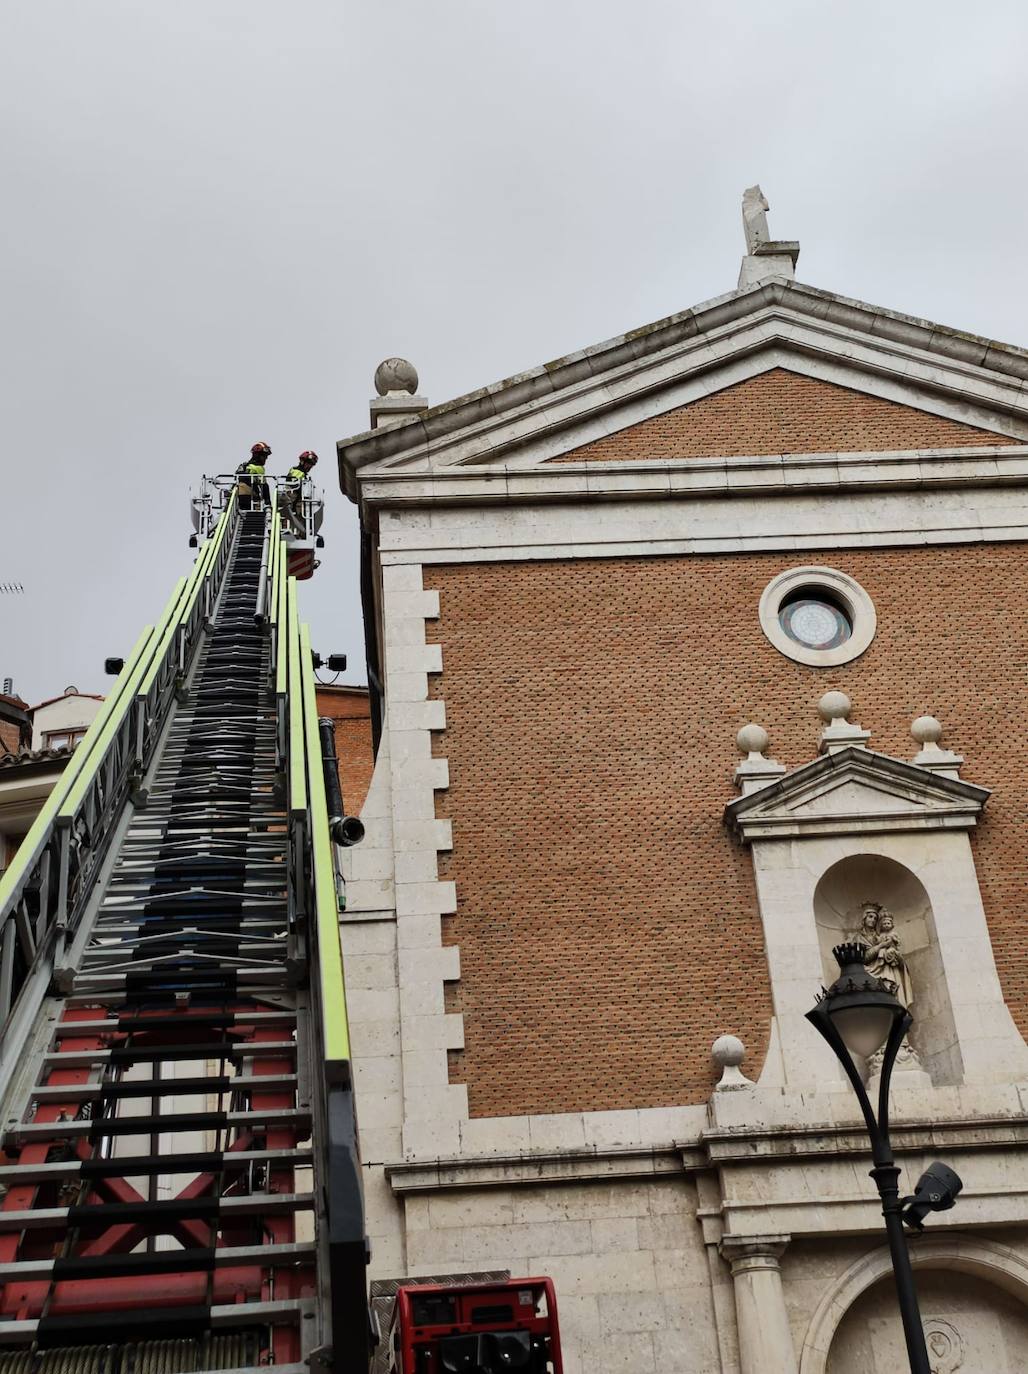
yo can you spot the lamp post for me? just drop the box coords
[806,942,931,1374]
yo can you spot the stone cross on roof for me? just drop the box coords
[742,185,771,253]
[738,185,800,290]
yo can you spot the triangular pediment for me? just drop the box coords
[725,747,990,842]
[339,278,1028,497]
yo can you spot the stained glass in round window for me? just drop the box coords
[778,589,852,651]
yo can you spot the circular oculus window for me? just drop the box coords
[759,567,876,667]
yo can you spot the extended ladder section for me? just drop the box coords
[0,493,368,1374]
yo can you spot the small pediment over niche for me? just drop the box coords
[724,747,990,843]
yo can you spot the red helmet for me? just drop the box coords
[251,441,271,456]
[297,450,318,465]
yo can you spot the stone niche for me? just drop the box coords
[813,854,958,1086]
[725,697,1028,1091]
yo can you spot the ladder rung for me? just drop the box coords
[9,1106,310,1143]
[0,1147,312,1184]
[31,1072,298,1102]
[44,1042,297,1066]
[56,1010,296,1033]
[0,1240,316,1281]
[0,1298,314,1345]
[0,1192,312,1231]
[69,968,298,993]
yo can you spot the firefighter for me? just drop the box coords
[281,450,318,535]
[236,441,271,509]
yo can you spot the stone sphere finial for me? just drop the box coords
[818,690,852,723]
[712,1034,753,1091]
[736,723,769,758]
[712,1034,745,1068]
[911,714,943,746]
[374,357,419,397]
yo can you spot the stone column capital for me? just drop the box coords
[720,1233,791,1276]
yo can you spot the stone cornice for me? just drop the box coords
[382,1109,1028,1195]
[701,1114,1028,1165]
[385,1144,696,1194]
[356,443,1028,510]
[338,278,1028,500]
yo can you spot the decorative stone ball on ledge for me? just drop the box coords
[911,714,943,747]
[374,357,419,397]
[736,723,770,758]
[712,1034,754,1091]
[818,690,852,723]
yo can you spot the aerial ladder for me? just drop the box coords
[0,477,370,1374]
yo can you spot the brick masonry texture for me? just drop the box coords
[315,685,373,816]
[547,368,1007,462]
[426,544,1028,1118]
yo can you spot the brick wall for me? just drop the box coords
[548,369,1007,462]
[427,543,1028,1117]
[314,685,374,816]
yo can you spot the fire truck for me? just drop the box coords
[387,1279,562,1374]
[0,475,564,1374]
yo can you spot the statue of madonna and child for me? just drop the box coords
[853,901,923,1075]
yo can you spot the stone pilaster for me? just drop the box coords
[720,1235,798,1374]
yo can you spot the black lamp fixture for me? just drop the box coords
[807,943,962,1374]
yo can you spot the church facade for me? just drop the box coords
[335,201,1028,1373]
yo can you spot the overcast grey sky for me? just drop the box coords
[3,2,1027,704]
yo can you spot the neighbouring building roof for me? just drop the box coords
[31,691,105,711]
[0,745,74,773]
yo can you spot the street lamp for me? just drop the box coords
[806,943,962,1374]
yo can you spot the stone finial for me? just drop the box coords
[910,713,964,778]
[817,690,851,723]
[712,1035,754,1091]
[374,357,419,397]
[733,722,786,794]
[737,723,770,759]
[370,357,429,430]
[738,185,800,290]
[911,714,943,747]
[817,691,871,754]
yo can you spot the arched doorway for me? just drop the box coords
[801,1238,1028,1374]
[828,1270,1028,1372]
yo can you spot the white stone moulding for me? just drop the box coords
[385,1145,690,1194]
[757,565,876,668]
[339,279,1028,496]
[368,478,1028,569]
[359,444,1028,510]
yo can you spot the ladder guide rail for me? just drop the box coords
[0,489,368,1374]
[0,498,238,1096]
